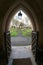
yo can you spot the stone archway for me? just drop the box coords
[2,0,43,47]
[1,1,40,49]
[0,0,43,64]
[0,0,42,51]
[2,2,39,33]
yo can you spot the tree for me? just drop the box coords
[19,22,24,28]
[11,18,20,27]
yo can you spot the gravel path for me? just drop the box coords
[11,30,32,46]
[11,36,31,46]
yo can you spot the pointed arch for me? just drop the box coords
[2,2,39,32]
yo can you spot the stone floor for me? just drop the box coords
[10,45,31,59]
[8,32,37,65]
[12,58,32,65]
[8,45,37,65]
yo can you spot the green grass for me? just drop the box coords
[22,28,32,36]
[10,27,32,37]
[10,27,18,36]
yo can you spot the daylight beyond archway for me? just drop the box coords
[9,10,32,46]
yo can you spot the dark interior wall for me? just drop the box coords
[38,18,43,47]
[0,0,43,49]
[5,4,37,31]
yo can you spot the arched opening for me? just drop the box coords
[7,10,33,59]
[4,9,38,62]
[2,3,39,33]
[9,10,33,45]
[2,3,39,64]
[0,0,43,64]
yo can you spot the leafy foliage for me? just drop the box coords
[10,27,18,36]
[22,28,32,36]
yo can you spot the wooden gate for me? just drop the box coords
[32,31,39,62]
[4,31,11,63]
